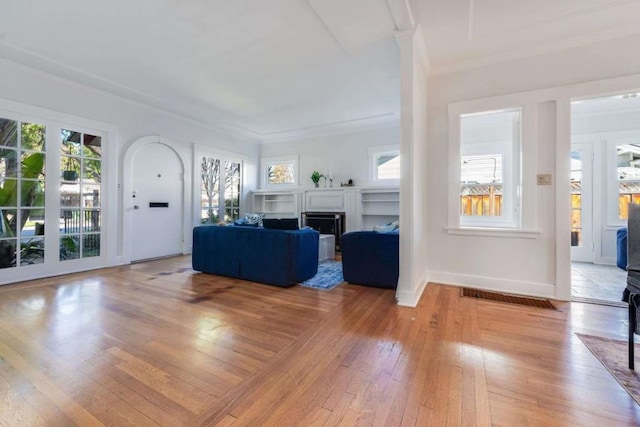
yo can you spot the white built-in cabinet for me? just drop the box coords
[360,188,400,230]
[251,191,301,219]
[251,187,399,231]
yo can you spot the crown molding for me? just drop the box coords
[0,41,400,144]
[0,41,265,141]
[430,24,640,76]
[394,26,431,76]
[385,0,414,31]
[258,112,399,143]
[413,25,431,75]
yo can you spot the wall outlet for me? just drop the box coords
[537,174,552,185]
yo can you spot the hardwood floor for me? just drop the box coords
[0,255,639,426]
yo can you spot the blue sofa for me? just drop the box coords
[192,225,319,287]
[618,227,628,270]
[341,231,399,289]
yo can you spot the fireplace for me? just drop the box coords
[302,212,345,252]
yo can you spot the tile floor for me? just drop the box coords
[571,261,627,305]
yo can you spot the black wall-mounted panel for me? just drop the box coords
[149,202,169,208]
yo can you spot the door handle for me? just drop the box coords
[134,205,139,210]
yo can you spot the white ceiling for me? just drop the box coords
[1,1,640,142]
[412,0,640,74]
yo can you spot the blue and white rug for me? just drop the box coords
[300,260,344,290]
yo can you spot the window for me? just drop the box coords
[59,129,102,261]
[616,143,640,220]
[201,156,242,224]
[369,146,400,184]
[459,109,521,228]
[0,119,46,268]
[261,156,298,187]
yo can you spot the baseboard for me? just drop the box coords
[592,256,616,266]
[427,270,557,300]
[396,277,429,308]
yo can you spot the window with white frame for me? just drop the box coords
[615,142,640,220]
[459,108,521,228]
[200,156,242,224]
[369,146,400,184]
[261,156,298,187]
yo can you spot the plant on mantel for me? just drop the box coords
[311,170,323,188]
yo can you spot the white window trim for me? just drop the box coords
[260,155,299,189]
[605,135,640,227]
[368,145,400,186]
[448,102,536,233]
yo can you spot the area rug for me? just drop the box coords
[300,260,344,290]
[577,333,640,405]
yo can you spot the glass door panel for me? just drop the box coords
[59,129,101,261]
[0,119,46,269]
[571,144,593,262]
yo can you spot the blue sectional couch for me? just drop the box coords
[341,230,399,289]
[192,225,319,287]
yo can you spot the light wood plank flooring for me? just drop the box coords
[0,255,639,426]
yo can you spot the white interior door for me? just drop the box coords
[131,143,183,261]
[571,143,593,262]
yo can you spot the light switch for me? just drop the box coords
[537,174,552,185]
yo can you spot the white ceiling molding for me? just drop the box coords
[430,23,640,76]
[413,25,431,75]
[409,0,640,75]
[473,0,637,41]
[306,0,396,53]
[0,40,261,139]
[259,112,399,143]
[0,55,264,143]
[467,0,475,43]
[385,0,415,31]
[394,26,431,75]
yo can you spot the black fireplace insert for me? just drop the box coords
[302,212,345,251]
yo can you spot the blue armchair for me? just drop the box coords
[341,231,399,289]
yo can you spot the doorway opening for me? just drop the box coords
[570,93,640,306]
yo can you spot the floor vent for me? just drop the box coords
[461,288,556,309]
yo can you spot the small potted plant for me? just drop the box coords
[311,170,323,188]
[62,156,78,181]
[62,138,79,181]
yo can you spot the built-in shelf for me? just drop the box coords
[252,191,300,218]
[360,188,400,230]
[251,187,399,230]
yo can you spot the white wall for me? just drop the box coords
[258,126,400,190]
[426,34,640,299]
[0,58,260,279]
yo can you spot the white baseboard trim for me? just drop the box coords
[592,256,616,266]
[396,279,428,307]
[427,270,557,300]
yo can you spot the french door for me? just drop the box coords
[570,143,593,262]
[0,113,105,284]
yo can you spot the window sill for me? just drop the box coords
[446,227,541,239]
